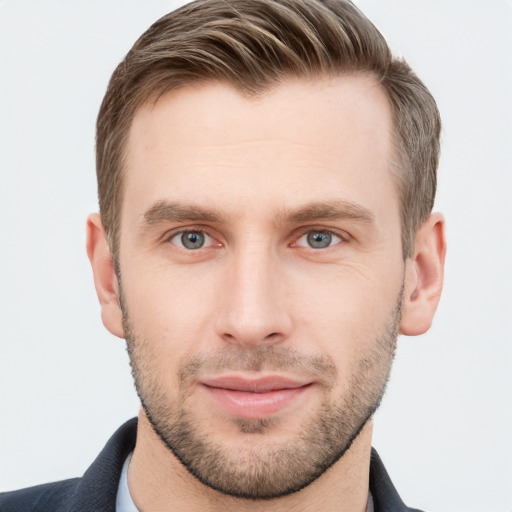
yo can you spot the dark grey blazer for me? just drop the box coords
[0,418,423,511]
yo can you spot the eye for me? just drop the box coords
[170,230,212,250]
[296,230,343,249]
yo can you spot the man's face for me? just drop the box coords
[117,76,405,498]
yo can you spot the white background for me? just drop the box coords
[1,1,511,511]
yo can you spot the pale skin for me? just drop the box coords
[87,75,446,511]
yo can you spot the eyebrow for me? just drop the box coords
[142,199,374,227]
[143,201,225,225]
[276,200,375,226]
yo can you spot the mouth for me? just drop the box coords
[200,375,313,419]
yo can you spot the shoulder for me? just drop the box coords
[0,418,138,512]
[0,478,79,512]
[370,448,425,512]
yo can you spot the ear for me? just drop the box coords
[86,213,124,338]
[400,212,446,336]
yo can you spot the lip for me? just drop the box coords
[200,375,313,419]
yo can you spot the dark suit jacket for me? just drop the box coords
[0,418,423,511]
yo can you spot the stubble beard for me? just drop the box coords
[122,294,401,500]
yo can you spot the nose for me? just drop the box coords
[215,243,292,347]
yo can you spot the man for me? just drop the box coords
[0,0,446,510]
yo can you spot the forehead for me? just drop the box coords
[122,75,397,224]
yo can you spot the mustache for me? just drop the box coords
[178,345,337,387]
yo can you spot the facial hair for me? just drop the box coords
[122,291,401,500]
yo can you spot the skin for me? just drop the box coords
[87,75,446,511]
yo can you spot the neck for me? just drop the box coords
[128,408,373,512]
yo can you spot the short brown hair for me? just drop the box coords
[96,0,440,260]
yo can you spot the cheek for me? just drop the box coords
[290,262,402,355]
[121,260,220,355]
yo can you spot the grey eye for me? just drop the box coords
[174,231,207,249]
[306,231,333,248]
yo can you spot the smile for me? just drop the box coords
[200,375,313,419]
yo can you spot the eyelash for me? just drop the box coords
[163,226,349,252]
[293,228,348,249]
[165,227,215,249]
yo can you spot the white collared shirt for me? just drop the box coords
[116,452,139,512]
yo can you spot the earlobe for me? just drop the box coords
[86,213,124,339]
[400,212,446,336]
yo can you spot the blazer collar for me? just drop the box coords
[69,418,419,512]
